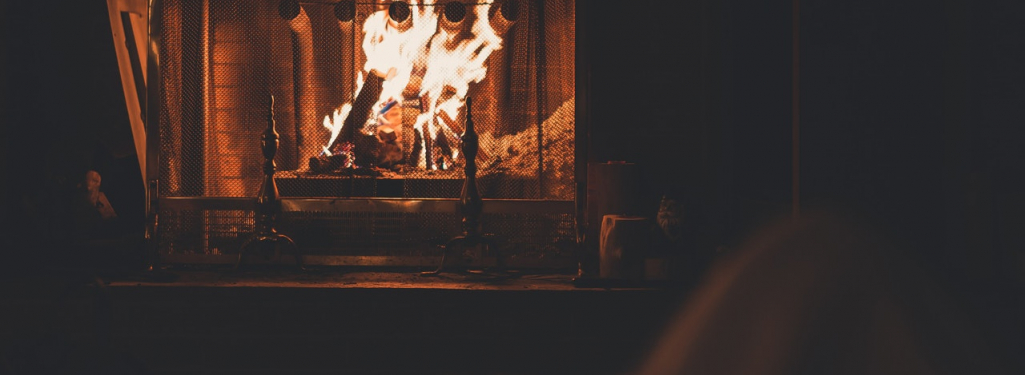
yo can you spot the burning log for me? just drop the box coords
[352,132,381,167]
[435,128,454,170]
[311,69,405,174]
[409,128,424,167]
[73,170,118,236]
[329,71,385,151]
[316,1,516,173]
[423,124,435,170]
[308,142,354,174]
[377,127,404,168]
[311,129,404,173]
[308,153,348,174]
[378,125,398,143]
[398,93,459,170]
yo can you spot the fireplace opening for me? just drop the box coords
[154,0,578,267]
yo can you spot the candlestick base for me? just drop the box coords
[420,233,499,276]
[236,230,303,271]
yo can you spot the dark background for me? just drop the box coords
[584,0,1025,369]
[2,0,1025,372]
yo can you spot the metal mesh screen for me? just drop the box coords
[158,0,575,199]
[157,209,256,255]
[158,208,575,261]
[156,0,576,263]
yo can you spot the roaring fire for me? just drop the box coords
[320,0,508,169]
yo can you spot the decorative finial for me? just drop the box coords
[237,92,303,271]
[269,95,275,121]
[464,96,473,132]
[421,94,494,276]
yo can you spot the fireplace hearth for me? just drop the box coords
[151,0,579,268]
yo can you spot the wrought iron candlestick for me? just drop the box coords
[237,95,303,270]
[422,97,498,275]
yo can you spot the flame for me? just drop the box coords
[412,2,503,168]
[320,1,508,169]
[362,1,438,109]
[321,102,353,156]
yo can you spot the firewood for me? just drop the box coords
[308,153,349,174]
[353,133,381,168]
[435,128,453,163]
[330,72,384,151]
[409,128,423,167]
[378,126,398,143]
[376,128,404,168]
[378,141,404,169]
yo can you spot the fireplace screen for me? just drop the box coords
[153,0,577,266]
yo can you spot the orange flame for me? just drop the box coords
[320,0,510,169]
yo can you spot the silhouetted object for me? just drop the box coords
[80,170,117,220]
[650,191,698,283]
[599,215,648,280]
[656,194,683,243]
[636,212,1008,375]
[422,97,497,275]
[237,96,303,270]
[72,170,118,239]
[579,162,644,281]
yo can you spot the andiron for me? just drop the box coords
[236,95,304,270]
[421,97,500,276]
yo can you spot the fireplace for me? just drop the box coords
[149,0,581,268]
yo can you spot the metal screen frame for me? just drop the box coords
[145,0,587,268]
